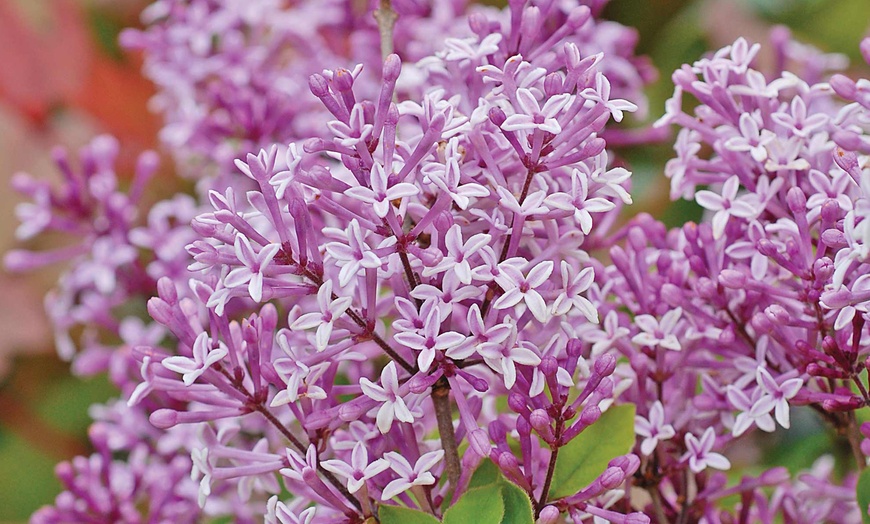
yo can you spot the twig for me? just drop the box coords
[373,0,397,61]
[536,415,564,518]
[432,377,462,491]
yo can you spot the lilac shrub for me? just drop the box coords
[588,32,870,522]
[10,0,870,523]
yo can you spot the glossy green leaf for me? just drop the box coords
[379,505,440,524]
[499,480,535,524]
[443,485,505,524]
[548,404,636,500]
[857,468,870,524]
[468,459,500,488]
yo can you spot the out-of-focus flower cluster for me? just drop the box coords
[10,0,870,523]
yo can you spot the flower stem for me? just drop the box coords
[374,0,397,61]
[432,377,462,491]
[536,415,564,517]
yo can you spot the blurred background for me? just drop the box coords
[0,0,867,521]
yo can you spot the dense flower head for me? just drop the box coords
[11,0,657,522]
[12,1,870,523]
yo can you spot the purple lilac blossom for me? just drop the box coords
[14,0,870,523]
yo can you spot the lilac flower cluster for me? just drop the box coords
[575,31,870,522]
[11,0,870,523]
[11,0,658,522]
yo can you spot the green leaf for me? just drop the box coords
[443,485,505,524]
[499,480,535,524]
[468,459,500,488]
[548,404,636,500]
[379,505,441,524]
[857,468,870,524]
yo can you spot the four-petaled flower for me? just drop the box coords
[327,104,372,148]
[726,385,775,437]
[320,441,390,494]
[359,362,414,433]
[477,322,542,389]
[635,401,676,456]
[493,260,555,323]
[381,450,445,500]
[224,235,280,302]
[346,163,419,218]
[271,331,327,406]
[422,224,491,284]
[694,175,759,239]
[162,332,228,386]
[324,219,386,287]
[580,72,638,122]
[683,428,731,473]
[545,168,616,234]
[552,261,598,321]
[289,279,352,351]
[394,302,466,372]
[631,307,683,351]
[755,367,803,429]
[501,88,573,134]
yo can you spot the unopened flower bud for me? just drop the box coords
[383,54,402,82]
[469,429,492,457]
[593,353,616,376]
[566,338,583,357]
[786,187,807,214]
[566,6,591,30]
[821,226,846,248]
[580,405,601,425]
[765,304,790,324]
[600,466,624,489]
[829,74,857,99]
[544,73,563,97]
[718,269,746,289]
[308,74,330,98]
[489,107,507,126]
[536,505,561,524]
[609,454,641,475]
[150,409,178,429]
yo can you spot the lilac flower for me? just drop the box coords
[394,305,466,372]
[289,279,351,352]
[266,497,315,524]
[446,304,512,360]
[493,260,555,323]
[476,324,542,390]
[162,332,228,386]
[327,104,373,149]
[224,235,280,302]
[755,368,803,429]
[346,163,419,218]
[723,112,774,162]
[581,73,638,122]
[359,362,414,434]
[271,331,326,406]
[683,428,731,473]
[545,168,616,235]
[727,386,776,437]
[635,401,676,456]
[501,88,573,134]
[552,262,598,321]
[381,450,444,500]
[631,308,683,351]
[694,176,759,239]
[421,224,492,285]
[324,219,385,287]
[321,442,390,494]
[442,33,502,63]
